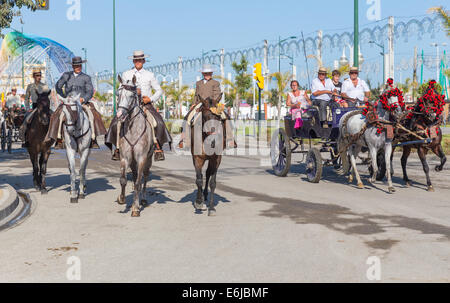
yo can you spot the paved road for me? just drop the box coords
[0,141,449,282]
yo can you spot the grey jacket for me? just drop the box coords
[56,71,94,103]
[25,82,47,110]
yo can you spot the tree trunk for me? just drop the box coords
[277,94,282,120]
[233,93,240,121]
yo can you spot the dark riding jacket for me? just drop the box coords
[55,72,94,104]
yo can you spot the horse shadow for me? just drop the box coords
[119,188,174,214]
[178,190,231,214]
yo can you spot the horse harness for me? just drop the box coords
[118,85,153,153]
[63,103,90,140]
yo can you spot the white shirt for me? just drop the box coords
[122,67,162,102]
[311,77,334,101]
[341,77,370,101]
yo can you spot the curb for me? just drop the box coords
[0,184,19,221]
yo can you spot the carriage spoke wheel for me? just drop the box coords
[270,128,291,177]
[305,147,323,183]
[7,128,12,154]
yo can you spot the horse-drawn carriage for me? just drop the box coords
[270,104,359,182]
[1,108,25,153]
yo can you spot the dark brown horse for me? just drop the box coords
[27,88,53,194]
[396,97,446,191]
[190,96,225,216]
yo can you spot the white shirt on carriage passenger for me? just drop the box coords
[311,78,334,101]
[341,77,370,101]
[122,67,163,102]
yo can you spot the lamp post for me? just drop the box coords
[430,42,447,82]
[278,36,297,74]
[113,0,117,115]
[81,48,87,73]
[369,40,385,83]
[353,0,359,68]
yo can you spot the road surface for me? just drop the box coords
[0,140,449,282]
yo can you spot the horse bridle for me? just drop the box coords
[63,103,80,127]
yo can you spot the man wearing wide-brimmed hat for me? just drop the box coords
[105,50,172,161]
[177,63,236,149]
[341,66,370,106]
[310,67,336,127]
[46,56,107,149]
[19,68,48,147]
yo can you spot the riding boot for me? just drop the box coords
[55,139,64,150]
[112,149,120,161]
[90,139,100,149]
[154,142,165,162]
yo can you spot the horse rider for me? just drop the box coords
[310,67,336,127]
[178,63,236,149]
[105,50,172,161]
[46,56,107,149]
[6,88,21,109]
[19,69,48,148]
[341,66,370,107]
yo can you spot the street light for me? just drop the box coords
[430,42,447,81]
[81,48,87,73]
[278,36,297,73]
[369,40,385,83]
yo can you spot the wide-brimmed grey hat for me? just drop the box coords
[70,56,87,65]
[128,50,150,60]
[199,64,215,73]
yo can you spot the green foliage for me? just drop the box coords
[267,88,279,106]
[418,80,443,95]
[0,0,36,37]
[93,91,109,102]
[428,6,450,37]
[231,56,252,98]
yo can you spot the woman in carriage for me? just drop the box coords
[286,80,312,129]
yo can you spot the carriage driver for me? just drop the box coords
[341,66,371,106]
[178,63,236,149]
[105,50,172,161]
[19,69,47,148]
[46,56,107,149]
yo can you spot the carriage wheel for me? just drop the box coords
[306,147,323,183]
[270,128,291,177]
[1,125,5,152]
[368,150,386,181]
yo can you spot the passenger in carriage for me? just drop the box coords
[331,70,348,108]
[310,67,336,127]
[286,80,311,129]
[341,67,370,106]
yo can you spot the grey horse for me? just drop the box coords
[338,95,403,193]
[115,75,155,217]
[61,92,92,203]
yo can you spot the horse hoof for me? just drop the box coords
[357,183,364,189]
[131,211,140,217]
[140,199,147,206]
[194,201,204,210]
[388,187,396,193]
[117,196,125,205]
[78,194,85,200]
[405,181,412,187]
[348,175,353,183]
[435,166,442,172]
[70,198,78,204]
[41,189,48,195]
[427,186,435,192]
[208,209,216,216]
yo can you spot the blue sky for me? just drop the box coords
[5,0,450,87]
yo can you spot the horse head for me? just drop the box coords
[62,91,82,135]
[117,74,138,122]
[35,85,51,126]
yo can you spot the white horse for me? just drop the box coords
[338,95,403,193]
[61,92,92,203]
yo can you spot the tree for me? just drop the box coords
[269,71,292,120]
[0,1,36,37]
[418,80,443,95]
[429,6,450,37]
[164,82,189,119]
[231,56,252,120]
